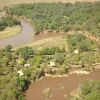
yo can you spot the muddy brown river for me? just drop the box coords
[0,20,66,48]
[26,71,100,100]
[0,20,33,48]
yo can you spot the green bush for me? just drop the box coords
[40,47,65,55]
[86,91,100,100]
[67,34,99,52]
[0,16,21,31]
[18,47,34,60]
[72,81,100,100]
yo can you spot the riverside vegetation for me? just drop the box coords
[72,80,100,100]
[0,1,100,100]
[0,16,21,39]
[0,16,21,31]
[6,2,100,36]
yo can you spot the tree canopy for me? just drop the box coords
[6,2,100,36]
[0,16,21,31]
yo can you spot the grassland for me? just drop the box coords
[0,0,99,8]
[0,26,21,39]
[25,36,67,49]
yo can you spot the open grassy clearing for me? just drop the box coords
[25,36,67,49]
[0,0,99,8]
[0,26,21,39]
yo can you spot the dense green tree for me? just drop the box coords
[72,81,100,100]
[41,47,65,55]
[5,45,12,52]
[54,53,64,65]
[0,16,21,31]
[18,47,34,60]
[33,55,43,66]
[81,81,93,95]
[67,34,99,52]
[86,91,100,100]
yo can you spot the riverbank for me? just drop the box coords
[0,20,33,48]
[44,70,90,78]
[0,25,21,39]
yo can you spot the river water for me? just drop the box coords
[0,20,66,48]
[26,71,100,100]
[0,20,33,48]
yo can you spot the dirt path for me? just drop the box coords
[83,32,100,43]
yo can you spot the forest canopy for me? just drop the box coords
[6,2,100,36]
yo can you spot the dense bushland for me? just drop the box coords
[0,16,21,31]
[72,80,100,100]
[67,34,100,52]
[6,2,100,36]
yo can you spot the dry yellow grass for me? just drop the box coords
[25,36,67,49]
[0,26,21,39]
[0,0,99,8]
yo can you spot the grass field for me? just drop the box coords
[25,36,67,49]
[0,26,21,39]
[0,0,99,8]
